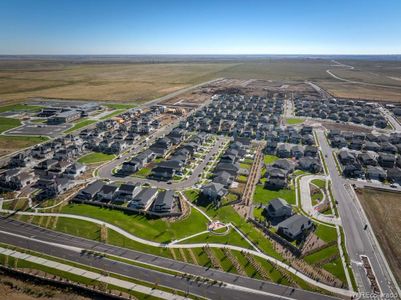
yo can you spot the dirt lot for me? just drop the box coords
[357,188,401,286]
[0,273,90,300]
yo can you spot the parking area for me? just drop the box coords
[6,123,70,137]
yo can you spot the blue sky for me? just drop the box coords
[1,0,401,55]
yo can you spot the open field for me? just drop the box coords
[0,117,21,133]
[1,58,400,105]
[0,135,48,156]
[357,188,401,286]
[0,61,236,104]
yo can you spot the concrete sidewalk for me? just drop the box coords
[0,246,187,300]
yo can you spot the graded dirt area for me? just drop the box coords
[0,273,90,300]
[357,188,401,286]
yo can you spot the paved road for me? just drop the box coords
[0,218,338,300]
[379,106,401,132]
[99,135,226,189]
[98,92,219,189]
[0,246,186,300]
[298,174,341,225]
[316,129,399,297]
[326,60,401,90]
[0,78,221,167]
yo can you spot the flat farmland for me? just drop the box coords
[0,61,237,104]
[1,58,401,104]
[357,188,401,286]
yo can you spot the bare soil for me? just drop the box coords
[357,188,401,286]
[0,274,90,300]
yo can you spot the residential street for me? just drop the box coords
[315,129,398,296]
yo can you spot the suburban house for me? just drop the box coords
[264,198,292,219]
[129,188,158,210]
[96,184,119,202]
[151,190,176,213]
[277,214,313,240]
[200,182,227,202]
[76,180,105,200]
[113,182,141,203]
[365,166,387,181]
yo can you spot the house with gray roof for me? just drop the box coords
[152,190,176,213]
[264,198,292,219]
[277,214,313,240]
[200,182,227,202]
[129,188,158,210]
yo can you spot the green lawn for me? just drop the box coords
[239,163,251,170]
[237,175,248,182]
[60,203,209,244]
[65,119,96,133]
[253,185,296,205]
[0,104,43,113]
[0,117,21,133]
[78,152,115,164]
[263,154,279,165]
[99,109,125,120]
[184,190,283,259]
[304,245,339,264]
[179,230,252,249]
[134,167,152,177]
[314,224,337,243]
[105,103,136,110]
[286,118,305,125]
[311,179,326,189]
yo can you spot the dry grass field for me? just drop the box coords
[357,188,401,286]
[0,61,237,104]
[0,58,400,105]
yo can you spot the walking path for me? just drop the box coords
[0,208,355,297]
[0,246,187,300]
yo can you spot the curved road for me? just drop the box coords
[327,60,401,90]
[0,208,354,297]
[98,136,226,189]
[0,217,340,300]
